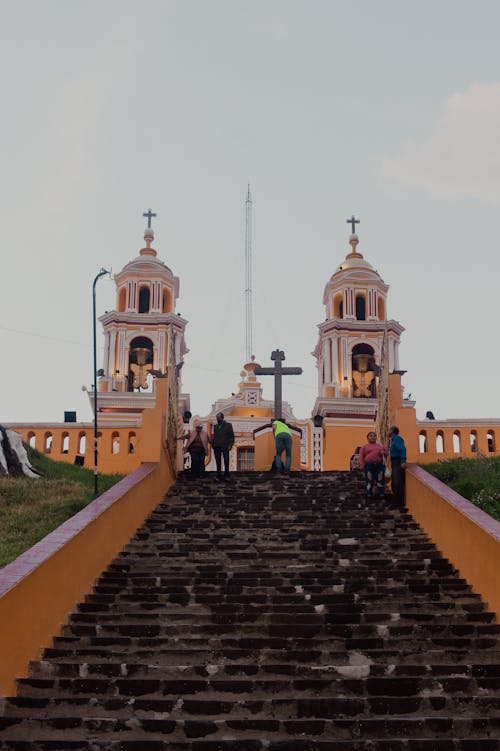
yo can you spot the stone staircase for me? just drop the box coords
[0,471,499,750]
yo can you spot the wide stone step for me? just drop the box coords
[69,607,495,624]
[5,694,500,720]
[15,673,500,700]
[27,659,500,681]
[0,736,499,751]
[40,643,500,666]
[1,714,499,743]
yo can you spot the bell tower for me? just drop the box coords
[99,212,188,393]
[312,220,404,418]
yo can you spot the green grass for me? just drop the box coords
[0,447,123,568]
[422,455,500,522]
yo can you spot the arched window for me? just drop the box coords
[436,431,444,453]
[333,294,343,319]
[44,432,53,454]
[487,431,496,452]
[111,432,120,455]
[419,431,427,453]
[128,432,137,454]
[351,343,376,399]
[355,295,366,321]
[470,430,478,452]
[138,286,150,313]
[453,431,461,453]
[27,432,36,449]
[61,432,70,454]
[129,336,154,392]
[78,432,86,455]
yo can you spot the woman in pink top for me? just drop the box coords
[358,431,388,498]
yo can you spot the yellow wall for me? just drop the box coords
[406,465,500,619]
[322,424,373,471]
[415,426,499,463]
[8,424,141,475]
[0,378,176,697]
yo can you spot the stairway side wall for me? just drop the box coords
[406,464,500,618]
[0,379,177,697]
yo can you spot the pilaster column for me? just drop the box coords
[323,339,331,384]
[331,334,339,383]
[117,331,127,376]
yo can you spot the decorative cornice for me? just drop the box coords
[99,312,188,328]
[317,318,405,336]
[312,396,378,418]
[89,392,157,411]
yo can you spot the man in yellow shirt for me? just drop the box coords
[272,419,293,474]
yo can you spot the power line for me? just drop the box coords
[0,324,93,349]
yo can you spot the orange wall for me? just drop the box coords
[0,456,176,697]
[0,377,176,697]
[8,424,142,475]
[415,426,499,464]
[322,425,375,470]
[406,465,500,619]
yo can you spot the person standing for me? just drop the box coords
[211,412,234,481]
[359,431,388,498]
[389,425,407,504]
[184,423,208,478]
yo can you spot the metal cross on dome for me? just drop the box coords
[143,209,157,229]
[346,215,360,233]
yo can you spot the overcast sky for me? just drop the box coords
[1,1,499,425]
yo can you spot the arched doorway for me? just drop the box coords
[351,343,376,398]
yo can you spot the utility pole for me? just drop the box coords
[245,184,253,362]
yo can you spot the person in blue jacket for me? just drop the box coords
[389,425,407,504]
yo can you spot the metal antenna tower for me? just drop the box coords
[244,184,253,361]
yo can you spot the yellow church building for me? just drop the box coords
[6,215,500,473]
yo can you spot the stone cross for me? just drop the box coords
[254,349,302,419]
[143,209,157,229]
[346,215,360,233]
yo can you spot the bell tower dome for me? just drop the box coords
[99,211,188,393]
[312,219,404,417]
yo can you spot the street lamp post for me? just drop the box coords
[93,268,110,497]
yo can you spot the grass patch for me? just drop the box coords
[422,455,500,522]
[0,447,123,568]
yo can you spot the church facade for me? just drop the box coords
[6,217,500,474]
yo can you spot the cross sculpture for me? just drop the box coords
[143,209,157,229]
[347,215,360,233]
[254,349,302,420]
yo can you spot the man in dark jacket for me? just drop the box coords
[210,412,234,481]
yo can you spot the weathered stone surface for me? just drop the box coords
[1,471,499,749]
